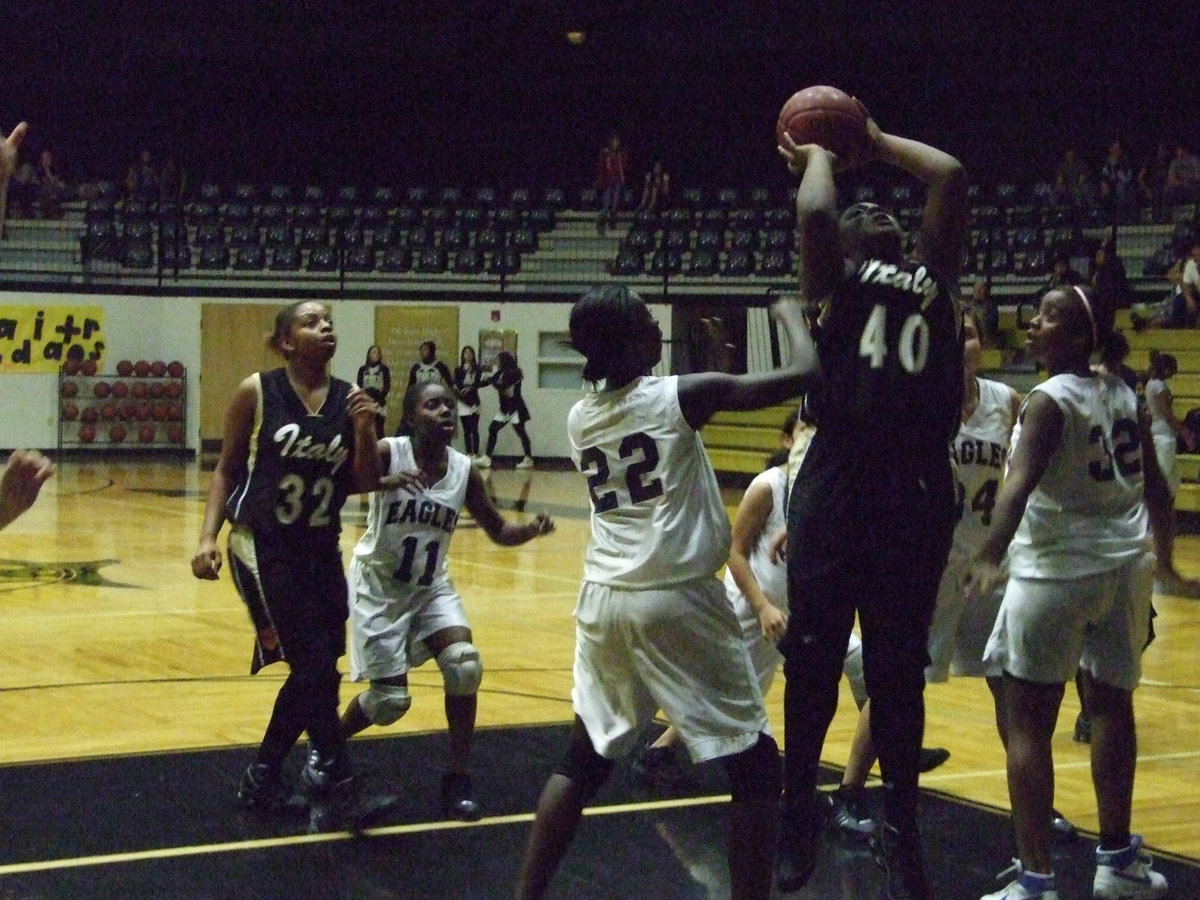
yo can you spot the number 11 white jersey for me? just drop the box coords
[352,437,471,597]
[569,375,731,589]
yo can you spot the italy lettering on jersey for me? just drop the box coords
[1007,373,1150,579]
[353,437,471,595]
[950,377,1014,558]
[569,375,730,588]
[225,369,357,546]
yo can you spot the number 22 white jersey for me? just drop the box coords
[352,437,471,597]
[569,375,731,589]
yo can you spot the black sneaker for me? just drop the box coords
[629,745,691,792]
[821,786,878,839]
[871,824,931,900]
[237,763,304,813]
[306,772,400,834]
[776,800,820,891]
[1051,807,1077,840]
[440,771,482,822]
[1073,711,1092,744]
[918,747,950,773]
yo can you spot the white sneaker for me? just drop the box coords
[474,455,491,469]
[515,456,534,470]
[1093,835,1168,899]
[981,861,1058,900]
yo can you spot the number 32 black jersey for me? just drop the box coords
[226,368,359,549]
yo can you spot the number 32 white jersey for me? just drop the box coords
[352,437,471,596]
[569,375,731,589]
[1007,373,1149,579]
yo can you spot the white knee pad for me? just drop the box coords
[359,682,412,725]
[437,641,482,696]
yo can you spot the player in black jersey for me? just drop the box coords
[192,301,382,825]
[775,120,968,899]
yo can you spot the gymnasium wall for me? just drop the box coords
[0,291,674,460]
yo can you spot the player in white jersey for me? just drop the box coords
[967,286,1171,900]
[342,381,554,820]
[514,285,817,900]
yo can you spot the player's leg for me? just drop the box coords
[426,624,483,820]
[515,716,615,900]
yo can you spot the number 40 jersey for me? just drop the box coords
[569,375,731,589]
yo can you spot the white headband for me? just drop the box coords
[1072,285,1098,350]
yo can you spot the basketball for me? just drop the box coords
[78,424,97,443]
[112,381,129,399]
[152,403,170,421]
[167,360,185,378]
[138,424,157,443]
[135,402,152,421]
[148,382,166,400]
[116,360,134,376]
[100,402,118,420]
[165,382,183,399]
[118,403,136,421]
[81,407,99,424]
[167,424,185,443]
[776,85,871,168]
[81,359,98,376]
[131,382,148,399]
[134,360,151,377]
[63,358,82,376]
[168,402,184,421]
[150,360,167,377]
[62,380,79,398]
[94,381,112,399]
[109,424,127,443]
[62,402,80,421]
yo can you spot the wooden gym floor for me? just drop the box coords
[1,457,1198,898]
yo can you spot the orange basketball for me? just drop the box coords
[134,360,151,377]
[138,424,157,443]
[109,424,128,443]
[116,360,134,376]
[62,402,80,421]
[78,424,97,443]
[62,380,79,398]
[776,85,871,168]
[111,381,129,399]
[166,360,185,378]
[81,359,98,376]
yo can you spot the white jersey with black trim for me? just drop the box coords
[724,465,788,620]
[951,377,1015,558]
[352,437,471,597]
[1007,373,1150,579]
[569,375,730,588]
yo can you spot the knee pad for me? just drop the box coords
[436,641,483,696]
[556,731,614,800]
[724,734,782,803]
[359,682,412,726]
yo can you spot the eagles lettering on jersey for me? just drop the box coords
[225,369,358,544]
[384,497,460,533]
[951,439,1007,469]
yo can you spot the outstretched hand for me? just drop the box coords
[777,132,837,177]
[0,449,54,529]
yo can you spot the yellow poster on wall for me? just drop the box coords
[374,305,459,432]
[0,305,105,373]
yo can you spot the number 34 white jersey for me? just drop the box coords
[569,375,731,589]
[352,437,471,596]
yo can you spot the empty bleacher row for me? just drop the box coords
[73,181,562,276]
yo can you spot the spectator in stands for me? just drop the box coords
[125,149,158,201]
[1052,146,1091,207]
[1092,225,1133,311]
[36,148,69,220]
[0,120,29,237]
[635,160,670,215]
[1098,139,1135,222]
[1133,238,1200,331]
[1165,143,1200,204]
[971,279,1000,344]
[1137,142,1172,215]
[594,132,630,235]
[159,156,185,206]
